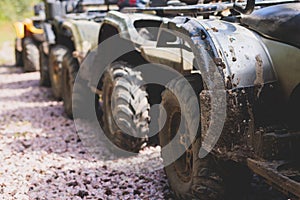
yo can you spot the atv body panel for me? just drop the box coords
[241,3,300,49]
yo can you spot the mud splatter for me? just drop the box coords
[254,54,264,98]
[229,46,237,62]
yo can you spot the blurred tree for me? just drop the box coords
[0,0,41,21]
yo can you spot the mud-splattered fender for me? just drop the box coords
[199,19,276,91]
[159,17,277,91]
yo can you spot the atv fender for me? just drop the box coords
[100,11,163,47]
[13,22,25,39]
[157,17,277,90]
[23,18,44,35]
[62,19,100,64]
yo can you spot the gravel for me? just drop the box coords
[0,65,171,200]
[0,45,290,199]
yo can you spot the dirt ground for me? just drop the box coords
[0,42,291,199]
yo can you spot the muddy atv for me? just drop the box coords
[13,3,45,72]
[42,0,117,117]
[78,0,300,198]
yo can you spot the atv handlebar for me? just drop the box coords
[122,0,299,16]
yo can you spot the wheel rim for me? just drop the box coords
[170,112,193,183]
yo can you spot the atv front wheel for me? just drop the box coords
[101,62,150,153]
[22,37,40,72]
[159,78,225,200]
[62,48,79,118]
[49,45,68,100]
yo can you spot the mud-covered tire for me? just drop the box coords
[101,62,150,153]
[49,45,68,100]
[159,77,225,200]
[15,49,23,67]
[22,37,40,72]
[39,44,51,87]
[62,48,79,118]
[15,38,23,67]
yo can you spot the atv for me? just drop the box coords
[77,0,300,198]
[41,0,117,117]
[13,3,45,72]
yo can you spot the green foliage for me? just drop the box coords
[0,0,41,21]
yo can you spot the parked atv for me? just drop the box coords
[42,0,117,117]
[13,3,45,72]
[79,0,300,198]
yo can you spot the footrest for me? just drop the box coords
[247,159,300,198]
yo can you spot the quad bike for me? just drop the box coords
[41,0,117,117]
[13,3,45,72]
[78,0,300,198]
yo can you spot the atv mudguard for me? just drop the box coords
[145,17,276,90]
[24,18,44,35]
[79,11,165,84]
[14,22,25,39]
[99,11,164,47]
[61,18,101,63]
[14,19,44,41]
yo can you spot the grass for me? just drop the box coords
[0,0,41,47]
[0,21,15,46]
[0,0,41,21]
[0,21,17,65]
[0,0,40,65]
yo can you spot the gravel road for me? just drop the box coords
[0,42,290,200]
[0,64,173,199]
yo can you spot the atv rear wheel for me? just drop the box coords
[101,62,150,153]
[15,49,23,67]
[62,48,79,118]
[49,45,68,100]
[39,44,51,87]
[159,78,225,200]
[22,37,40,72]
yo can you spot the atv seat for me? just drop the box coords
[241,3,300,49]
